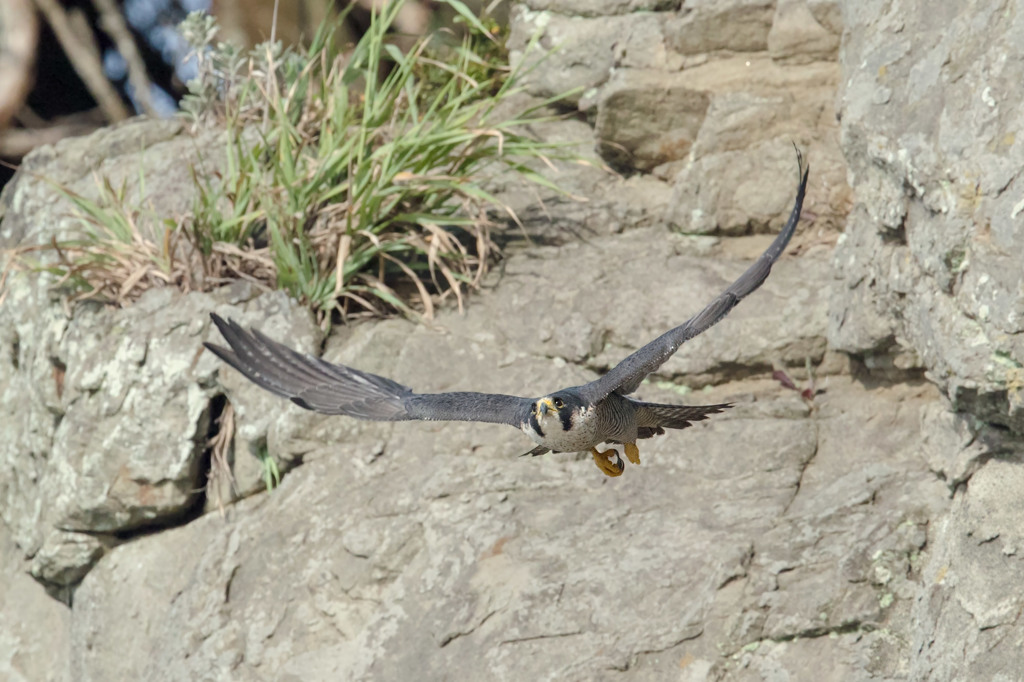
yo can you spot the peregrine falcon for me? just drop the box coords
[205,153,809,477]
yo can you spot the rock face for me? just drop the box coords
[508,0,849,236]
[1,1,1023,681]
[68,376,947,681]
[0,119,319,600]
[830,2,1024,678]
[830,1,1024,427]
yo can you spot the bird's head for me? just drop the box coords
[533,390,586,432]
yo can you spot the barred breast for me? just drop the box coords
[595,393,639,444]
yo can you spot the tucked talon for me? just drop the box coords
[591,447,624,477]
[625,442,640,465]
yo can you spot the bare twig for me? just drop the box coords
[0,118,102,156]
[31,0,130,121]
[270,0,280,43]
[206,402,237,517]
[261,0,281,132]
[0,0,38,131]
[90,0,158,117]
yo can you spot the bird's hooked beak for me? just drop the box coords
[536,397,556,416]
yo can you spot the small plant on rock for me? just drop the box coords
[182,0,566,322]
[8,1,572,323]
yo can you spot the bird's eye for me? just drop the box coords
[553,397,564,409]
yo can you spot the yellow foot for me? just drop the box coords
[591,447,624,477]
[624,442,641,465]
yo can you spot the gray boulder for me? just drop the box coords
[830,0,1024,431]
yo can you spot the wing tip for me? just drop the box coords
[207,312,250,350]
[205,312,257,367]
[763,148,810,263]
[208,311,231,334]
[203,339,232,361]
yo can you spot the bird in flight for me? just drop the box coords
[206,152,809,477]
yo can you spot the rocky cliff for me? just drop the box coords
[1,1,1020,681]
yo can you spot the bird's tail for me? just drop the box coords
[634,401,732,431]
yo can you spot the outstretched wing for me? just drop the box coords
[205,314,533,427]
[578,151,809,404]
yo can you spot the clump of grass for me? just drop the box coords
[8,1,571,321]
[182,0,566,321]
[12,169,194,307]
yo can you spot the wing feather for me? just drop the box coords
[634,401,732,429]
[205,314,532,426]
[578,151,809,403]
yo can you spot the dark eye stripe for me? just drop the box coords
[529,412,545,438]
[558,406,573,432]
